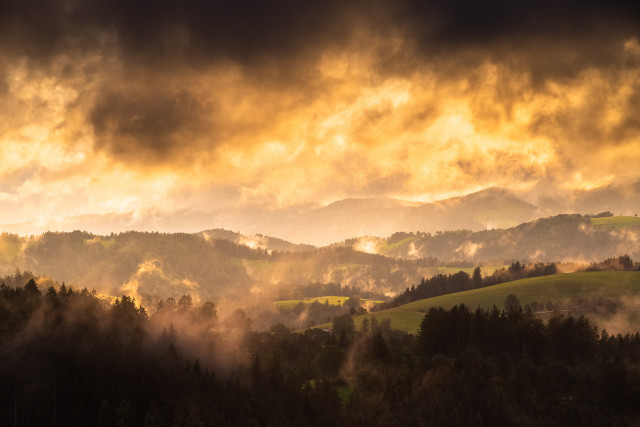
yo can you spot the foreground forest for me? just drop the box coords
[3,279,640,426]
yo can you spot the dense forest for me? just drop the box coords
[3,277,640,425]
[197,229,316,253]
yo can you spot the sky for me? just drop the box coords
[1,0,640,235]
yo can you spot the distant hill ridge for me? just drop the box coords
[346,214,640,263]
[0,212,638,310]
[226,187,539,245]
[3,181,639,245]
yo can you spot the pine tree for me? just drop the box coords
[472,266,482,288]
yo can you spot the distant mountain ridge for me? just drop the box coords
[2,181,639,246]
[217,187,539,245]
[346,214,640,263]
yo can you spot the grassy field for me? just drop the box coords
[311,271,640,334]
[275,295,384,310]
[591,216,640,228]
[396,271,640,312]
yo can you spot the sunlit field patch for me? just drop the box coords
[591,216,640,228]
[275,295,384,310]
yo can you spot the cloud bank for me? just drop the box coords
[1,0,639,232]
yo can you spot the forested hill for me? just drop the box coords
[348,214,640,262]
[0,214,638,309]
[196,228,316,253]
[0,231,434,308]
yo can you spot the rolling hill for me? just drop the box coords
[1,214,639,315]
[196,228,316,253]
[0,231,435,308]
[340,271,640,334]
[347,214,640,262]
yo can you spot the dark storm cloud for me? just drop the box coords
[394,2,640,91]
[0,64,8,96]
[2,0,640,175]
[0,0,367,67]
[90,88,213,161]
[401,0,640,44]
[0,0,381,164]
[2,0,638,69]
[529,76,640,147]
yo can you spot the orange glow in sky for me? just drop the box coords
[1,1,639,236]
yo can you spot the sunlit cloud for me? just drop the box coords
[0,0,639,234]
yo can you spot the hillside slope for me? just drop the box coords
[197,229,316,253]
[349,214,640,262]
[348,271,640,334]
[0,231,433,308]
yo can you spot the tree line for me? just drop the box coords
[378,261,558,309]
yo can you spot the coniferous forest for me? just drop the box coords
[3,278,640,426]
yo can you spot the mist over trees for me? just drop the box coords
[3,275,640,425]
[0,213,638,309]
[372,214,640,262]
[0,231,438,306]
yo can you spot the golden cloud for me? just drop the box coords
[0,3,639,231]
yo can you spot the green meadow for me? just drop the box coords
[591,215,640,228]
[313,271,640,334]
